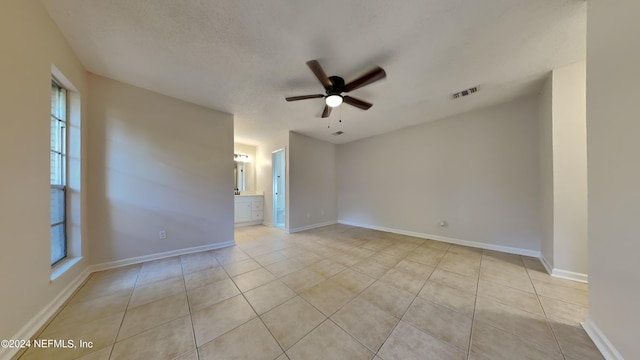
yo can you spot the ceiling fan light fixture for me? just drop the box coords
[325,95,343,108]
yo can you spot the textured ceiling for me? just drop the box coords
[41,0,585,145]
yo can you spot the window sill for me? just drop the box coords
[50,256,83,282]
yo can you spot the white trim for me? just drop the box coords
[271,147,287,229]
[1,267,91,360]
[50,256,83,281]
[235,220,264,227]
[338,220,540,257]
[582,317,624,360]
[51,64,78,92]
[551,268,588,283]
[288,220,338,233]
[89,241,236,273]
[540,253,589,283]
[540,253,553,275]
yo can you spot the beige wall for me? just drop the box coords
[234,143,257,193]
[337,96,542,253]
[586,1,640,358]
[256,132,289,228]
[88,74,234,264]
[539,61,589,279]
[551,61,588,277]
[0,0,89,343]
[289,132,338,231]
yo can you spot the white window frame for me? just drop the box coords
[50,65,83,281]
[50,79,68,266]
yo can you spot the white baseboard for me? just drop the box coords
[540,253,553,274]
[552,268,588,283]
[539,253,589,283]
[89,241,236,272]
[337,221,540,258]
[582,317,624,360]
[2,240,237,360]
[1,268,91,360]
[235,220,264,228]
[288,220,338,233]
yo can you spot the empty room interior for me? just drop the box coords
[1,0,638,359]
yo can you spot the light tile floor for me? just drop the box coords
[18,224,603,360]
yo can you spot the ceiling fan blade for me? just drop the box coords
[285,94,325,101]
[321,104,332,118]
[344,66,387,92]
[343,96,373,110]
[306,60,333,90]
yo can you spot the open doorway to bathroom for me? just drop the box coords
[272,148,286,229]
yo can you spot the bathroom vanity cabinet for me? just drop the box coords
[234,195,264,226]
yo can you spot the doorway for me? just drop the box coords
[272,148,286,229]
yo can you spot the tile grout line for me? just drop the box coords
[248,234,420,357]
[523,257,568,360]
[274,258,370,353]
[240,234,360,358]
[220,252,291,359]
[465,250,483,360]
[108,264,142,360]
[407,244,478,355]
[373,241,452,358]
[116,271,190,324]
[321,261,400,357]
[276,234,406,357]
[181,258,202,360]
[236,265,290,357]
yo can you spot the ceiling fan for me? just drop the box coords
[285,60,387,118]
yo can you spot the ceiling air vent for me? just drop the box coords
[452,86,478,99]
[332,131,344,136]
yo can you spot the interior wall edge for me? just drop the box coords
[540,253,553,275]
[582,317,625,360]
[539,262,593,294]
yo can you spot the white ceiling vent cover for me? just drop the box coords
[452,86,479,99]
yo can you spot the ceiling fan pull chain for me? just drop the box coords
[339,105,342,123]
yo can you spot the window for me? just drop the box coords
[51,80,67,266]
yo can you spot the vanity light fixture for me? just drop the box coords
[234,154,250,162]
[325,94,343,108]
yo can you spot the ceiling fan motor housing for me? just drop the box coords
[327,76,345,95]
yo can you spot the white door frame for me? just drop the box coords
[272,148,286,229]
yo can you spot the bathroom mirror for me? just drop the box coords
[234,161,245,192]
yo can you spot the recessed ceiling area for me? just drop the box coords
[41,0,586,145]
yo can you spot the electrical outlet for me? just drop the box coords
[159,230,167,239]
